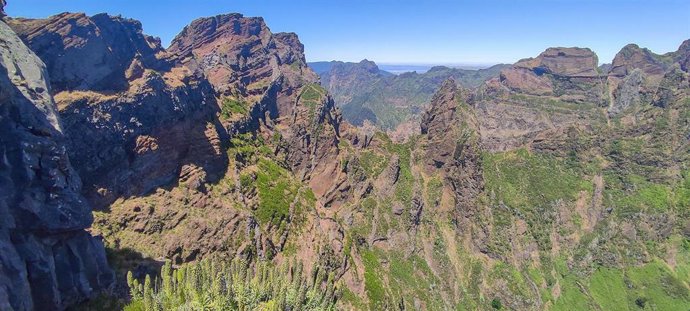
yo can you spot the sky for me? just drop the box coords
[6,0,690,65]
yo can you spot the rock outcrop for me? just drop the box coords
[471,47,612,151]
[421,78,483,218]
[168,13,316,100]
[9,13,228,209]
[0,19,113,310]
[609,44,667,80]
[8,13,169,92]
[499,47,607,105]
[607,40,690,115]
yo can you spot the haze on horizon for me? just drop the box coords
[7,0,690,65]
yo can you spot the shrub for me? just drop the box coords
[491,298,502,309]
[126,259,338,310]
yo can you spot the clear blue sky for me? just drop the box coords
[6,0,689,65]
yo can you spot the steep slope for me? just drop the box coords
[0,17,113,311]
[7,6,690,311]
[168,14,343,196]
[607,42,687,116]
[420,79,483,222]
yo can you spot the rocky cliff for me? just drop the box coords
[8,12,348,275]
[607,41,690,116]
[168,14,341,191]
[0,18,113,310]
[9,13,228,210]
[498,47,607,105]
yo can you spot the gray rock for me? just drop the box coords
[0,20,113,310]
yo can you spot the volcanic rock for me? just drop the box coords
[0,19,113,310]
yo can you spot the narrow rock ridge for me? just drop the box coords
[421,78,484,223]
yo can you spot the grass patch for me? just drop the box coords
[359,150,388,178]
[254,158,303,226]
[220,97,249,119]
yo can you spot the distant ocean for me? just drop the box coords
[378,63,496,74]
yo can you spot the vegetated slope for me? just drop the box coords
[6,6,690,311]
[330,42,690,310]
[310,59,508,137]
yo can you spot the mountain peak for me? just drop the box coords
[168,13,315,96]
[420,78,459,136]
[610,42,666,78]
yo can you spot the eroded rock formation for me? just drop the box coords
[9,13,228,210]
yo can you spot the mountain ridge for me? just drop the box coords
[0,5,689,310]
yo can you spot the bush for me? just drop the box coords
[491,298,502,309]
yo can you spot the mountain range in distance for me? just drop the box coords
[310,61,500,75]
[309,59,510,140]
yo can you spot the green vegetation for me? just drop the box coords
[483,148,590,252]
[483,148,588,210]
[228,133,272,162]
[358,150,388,178]
[227,133,313,227]
[360,248,446,310]
[605,173,674,216]
[125,259,338,311]
[220,97,250,119]
[361,249,387,310]
[490,298,502,310]
[384,137,415,205]
[425,176,443,207]
[299,83,326,118]
[255,158,301,226]
[551,261,690,311]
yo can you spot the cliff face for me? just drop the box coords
[606,41,690,115]
[8,13,169,92]
[9,13,227,210]
[169,13,343,199]
[472,48,607,151]
[168,13,317,101]
[7,12,347,270]
[0,19,112,311]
